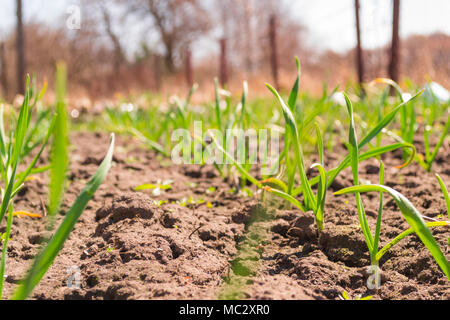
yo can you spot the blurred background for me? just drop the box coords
[0,0,449,102]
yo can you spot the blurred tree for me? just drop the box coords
[99,4,125,73]
[122,0,210,73]
[81,0,125,74]
[214,0,307,80]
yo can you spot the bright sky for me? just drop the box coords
[296,0,450,52]
[0,0,449,54]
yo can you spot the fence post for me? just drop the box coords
[0,42,8,99]
[16,0,26,94]
[269,15,279,90]
[219,38,228,87]
[354,0,365,96]
[185,48,193,88]
[153,54,161,91]
[388,0,400,83]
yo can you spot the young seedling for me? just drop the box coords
[135,180,174,196]
[335,93,450,282]
[263,81,327,232]
[0,77,55,299]
[260,59,419,234]
[292,88,424,198]
[0,70,115,300]
[12,134,115,300]
[200,80,256,187]
[256,59,325,232]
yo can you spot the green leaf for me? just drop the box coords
[264,186,306,212]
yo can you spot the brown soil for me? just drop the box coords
[2,132,449,300]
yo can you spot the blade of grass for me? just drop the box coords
[48,63,69,222]
[427,114,450,171]
[264,186,306,212]
[372,161,385,261]
[214,78,222,131]
[311,163,326,231]
[344,92,374,251]
[436,174,450,218]
[287,57,301,111]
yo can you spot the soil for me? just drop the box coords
[2,131,449,300]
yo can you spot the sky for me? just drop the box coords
[0,0,449,54]
[296,0,450,52]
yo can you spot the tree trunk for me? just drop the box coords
[101,5,125,74]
